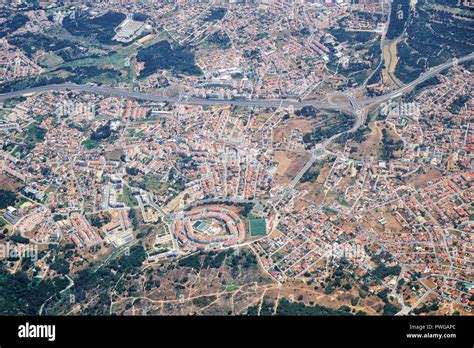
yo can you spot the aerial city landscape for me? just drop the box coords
[0,0,472,318]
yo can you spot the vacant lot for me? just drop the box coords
[407,168,442,188]
[0,173,23,191]
[273,151,311,186]
[351,122,383,160]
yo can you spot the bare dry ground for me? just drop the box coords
[351,122,383,160]
[300,163,333,204]
[262,282,381,316]
[362,208,404,234]
[407,168,443,187]
[272,118,315,144]
[272,150,311,186]
[0,173,24,191]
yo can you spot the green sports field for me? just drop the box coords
[248,214,267,237]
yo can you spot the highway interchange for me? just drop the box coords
[0,52,472,111]
[1,53,471,205]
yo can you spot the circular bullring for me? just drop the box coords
[174,206,245,250]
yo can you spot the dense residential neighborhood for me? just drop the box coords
[0,0,472,324]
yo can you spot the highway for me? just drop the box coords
[359,52,474,106]
[0,53,472,109]
[0,83,347,109]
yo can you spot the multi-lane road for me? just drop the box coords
[359,53,474,106]
[0,83,340,109]
[1,53,472,110]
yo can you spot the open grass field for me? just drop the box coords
[124,185,138,207]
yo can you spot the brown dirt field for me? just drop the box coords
[273,151,311,186]
[251,111,274,128]
[274,151,293,176]
[272,118,314,144]
[383,212,404,232]
[293,198,311,211]
[269,228,285,239]
[407,168,443,188]
[451,303,473,316]
[0,173,24,191]
[301,164,331,203]
[352,122,383,160]
[272,128,285,143]
[286,154,311,178]
[337,175,353,189]
[287,118,314,133]
[362,209,404,234]
[164,191,186,213]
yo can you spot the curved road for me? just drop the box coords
[360,53,474,106]
[1,53,472,110]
